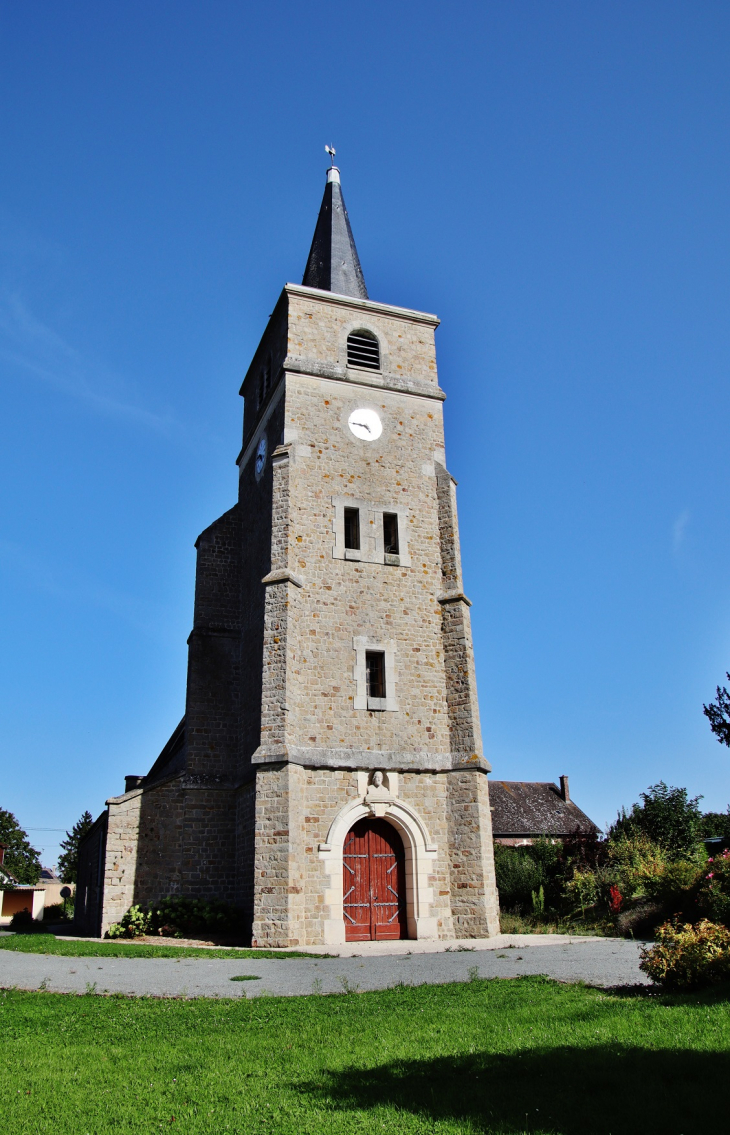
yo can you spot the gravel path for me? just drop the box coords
[0,938,649,998]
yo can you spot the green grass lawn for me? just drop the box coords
[1,976,728,1134]
[0,934,323,960]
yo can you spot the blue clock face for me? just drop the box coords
[255,436,267,478]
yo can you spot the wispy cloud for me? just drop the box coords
[0,539,169,636]
[0,293,182,435]
[672,509,690,553]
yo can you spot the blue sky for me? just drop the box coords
[2,1,729,867]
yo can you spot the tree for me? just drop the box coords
[704,674,730,747]
[0,809,41,884]
[608,782,702,860]
[699,808,730,840]
[57,811,94,883]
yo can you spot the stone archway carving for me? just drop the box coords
[318,792,439,944]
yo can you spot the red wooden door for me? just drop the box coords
[343,818,407,941]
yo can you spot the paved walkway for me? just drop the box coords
[0,935,650,998]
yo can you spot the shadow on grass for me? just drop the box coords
[302,1044,727,1134]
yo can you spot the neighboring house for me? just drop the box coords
[490,776,600,846]
[39,866,73,909]
[0,844,45,924]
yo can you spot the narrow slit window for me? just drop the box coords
[347,330,380,371]
[383,513,399,555]
[366,651,386,699]
[344,507,360,550]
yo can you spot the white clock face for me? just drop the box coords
[255,436,267,478]
[348,408,382,441]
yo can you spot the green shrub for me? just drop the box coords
[639,918,730,989]
[697,849,730,927]
[9,909,38,933]
[106,904,150,939]
[603,831,669,897]
[106,896,243,940]
[42,899,73,922]
[642,859,703,905]
[563,866,599,912]
[493,843,557,912]
[699,808,730,841]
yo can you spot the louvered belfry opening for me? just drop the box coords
[347,330,380,371]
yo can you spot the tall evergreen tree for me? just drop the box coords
[57,811,94,883]
[0,809,41,884]
[704,674,730,747]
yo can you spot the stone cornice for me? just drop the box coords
[251,743,490,772]
[261,569,304,588]
[285,283,440,328]
[437,589,472,607]
[283,360,446,402]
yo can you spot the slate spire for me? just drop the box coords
[302,164,368,300]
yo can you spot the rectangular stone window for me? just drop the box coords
[332,497,410,567]
[383,512,399,556]
[353,636,398,712]
[344,507,360,551]
[366,651,386,700]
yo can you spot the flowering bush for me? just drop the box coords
[608,885,623,914]
[697,850,730,927]
[639,918,730,989]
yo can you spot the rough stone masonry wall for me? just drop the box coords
[399,771,456,938]
[297,768,360,944]
[235,779,256,930]
[75,815,107,937]
[289,769,456,944]
[243,287,500,942]
[186,507,243,781]
[282,373,454,761]
[100,776,241,935]
[238,392,286,770]
[446,769,501,937]
[100,788,143,933]
[251,761,306,947]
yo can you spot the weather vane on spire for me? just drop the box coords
[325,144,336,166]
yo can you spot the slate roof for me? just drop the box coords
[490,780,600,838]
[302,167,368,299]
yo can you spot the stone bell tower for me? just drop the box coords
[78,158,500,946]
[241,161,500,945]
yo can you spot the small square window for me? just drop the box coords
[344,507,360,551]
[366,651,386,699]
[383,512,399,555]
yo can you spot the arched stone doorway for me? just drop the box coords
[319,795,438,944]
[343,817,408,941]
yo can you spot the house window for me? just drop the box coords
[366,651,386,700]
[344,507,360,550]
[383,512,399,555]
[347,330,380,371]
